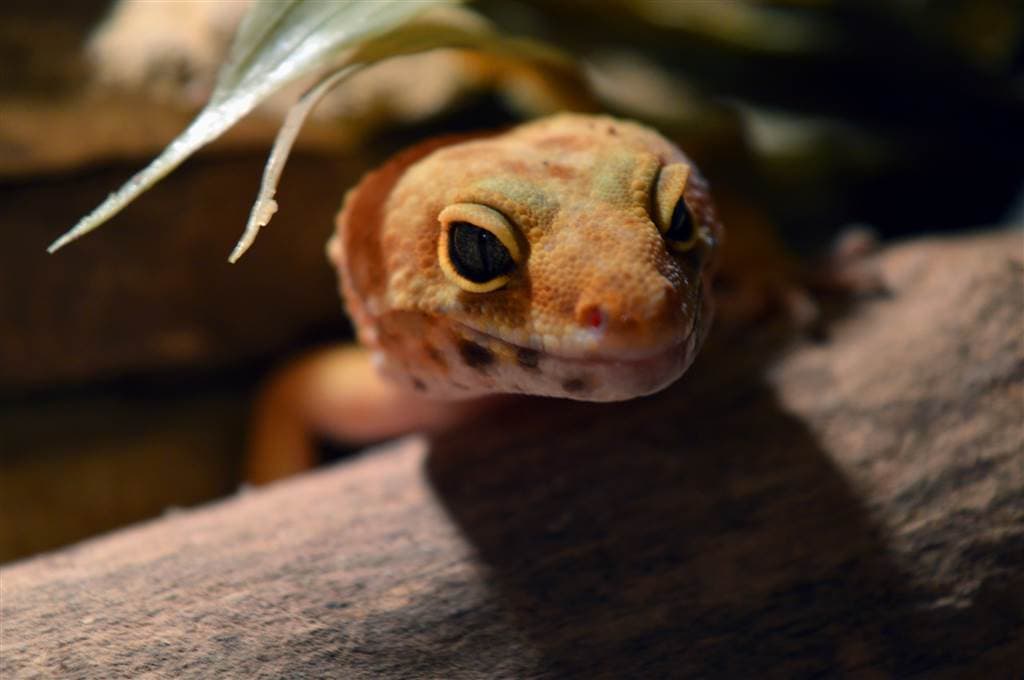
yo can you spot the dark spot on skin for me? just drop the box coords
[516,347,541,371]
[607,125,617,136]
[412,377,427,392]
[424,343,447,369]
[459,340,495,371]
[562,377,588,393]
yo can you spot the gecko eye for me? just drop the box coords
[438,203,523,293]
[449,223,514,282]
[652,163,701,253]
[665,199,696,245]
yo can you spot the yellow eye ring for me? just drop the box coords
[653,163,701,253]
[438,203,523,293]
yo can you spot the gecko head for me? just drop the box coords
[336,114,721,401]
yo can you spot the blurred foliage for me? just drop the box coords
[48,0,1024,257]
[474,0,1024,243]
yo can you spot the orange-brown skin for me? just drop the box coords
[246,114,722,484]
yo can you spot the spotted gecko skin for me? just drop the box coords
[327,114,722,402]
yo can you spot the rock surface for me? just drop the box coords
[2,230,1022,677]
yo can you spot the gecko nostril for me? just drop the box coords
[579,304,607,332]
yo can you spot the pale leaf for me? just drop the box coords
[228,9,586,261]
[48,0,458,254]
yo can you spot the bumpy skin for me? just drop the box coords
[330,114,721,401]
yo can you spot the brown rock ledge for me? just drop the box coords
[2,229,1022,678]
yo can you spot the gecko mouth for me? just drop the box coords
[448,282,711,402]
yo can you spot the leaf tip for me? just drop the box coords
[47,224,87,254]
[228,197,278,263]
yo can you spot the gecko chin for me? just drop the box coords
[532,331,703,401]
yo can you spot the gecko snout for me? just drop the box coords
[573,279,689,356]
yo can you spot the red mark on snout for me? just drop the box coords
[585,306,606,331]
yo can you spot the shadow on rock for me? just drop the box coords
[424,322,1004,678]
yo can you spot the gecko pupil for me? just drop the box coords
[666,198,696,244]
[449,222,514,283]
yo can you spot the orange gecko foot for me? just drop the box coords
[713,201,886,334]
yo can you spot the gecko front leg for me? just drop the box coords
[245,346,488,485]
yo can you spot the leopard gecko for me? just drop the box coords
[245,113,722,482]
